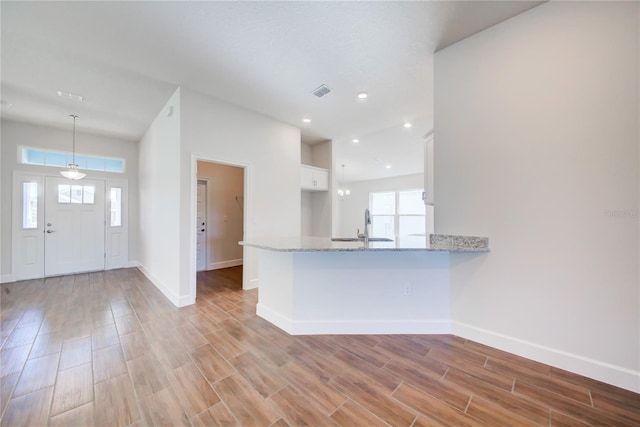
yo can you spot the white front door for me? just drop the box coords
[196,180,207,272]
[44,177,105,276]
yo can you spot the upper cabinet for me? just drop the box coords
[300,165,329,191]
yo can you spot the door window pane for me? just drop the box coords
[398,189,425,215]
[22,182,38,229]
[71,185,83,204]
[110,188,122,227]
[58,185,71,203]
[83,186,95,204]
[371,192,395,214]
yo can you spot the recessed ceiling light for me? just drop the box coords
[303,118,311,123]
[57,90,84,102]
[356,92,368,99]
[403,122,412,128]
[385,164,392,169]
[352,139,359,143]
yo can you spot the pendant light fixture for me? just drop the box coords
[337,164,350,197]
[60,114,86,180]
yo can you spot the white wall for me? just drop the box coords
[180,88,301,298]
[338,173,424,237]
[197,161,244,270]
[435,1,639,391]
[0,119,139,281]
[138,89,182,303]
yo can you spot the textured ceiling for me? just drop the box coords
[1,1,543,180]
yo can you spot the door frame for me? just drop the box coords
[189,155,250,302]
[11,171,129,281]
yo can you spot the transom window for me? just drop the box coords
[370,189,426,239]
[21,147,125,173]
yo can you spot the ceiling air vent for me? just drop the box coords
[311,85,331,98]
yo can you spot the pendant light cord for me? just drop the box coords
[70,114,78,165]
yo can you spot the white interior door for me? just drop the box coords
[45,177,105,276]
[196,180,207,272]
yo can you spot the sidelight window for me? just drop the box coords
[110,188,122,227]
[22,182,38,229]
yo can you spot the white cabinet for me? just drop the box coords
[300,165,329,191]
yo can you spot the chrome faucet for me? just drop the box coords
[357,208,371,244]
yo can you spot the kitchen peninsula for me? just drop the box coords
[240,234,489,335]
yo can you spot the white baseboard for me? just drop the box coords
[1,274,15,284]
[453,321,640,394]
[257,303,451,335]
[245,278,259,290]
[207,259,243,271]
[137,264,181,308]
[127,260,138,268]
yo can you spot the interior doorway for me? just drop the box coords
[195,161,245,275]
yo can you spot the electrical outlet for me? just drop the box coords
[403,282,412,296]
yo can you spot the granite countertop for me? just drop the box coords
[239,234,489,252]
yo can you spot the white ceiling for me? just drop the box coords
[1,1,543,181]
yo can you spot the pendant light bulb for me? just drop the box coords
[61,114,86,180]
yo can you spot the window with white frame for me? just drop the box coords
[110,188,122,227]
[370,189,425,239]
[20,147,125,173]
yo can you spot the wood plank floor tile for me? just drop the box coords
[94,374,140,427]
[91,323,120,351]
[93,345,127,383]
[391,383,480,427]
[214,374,280,427]
[384,358,470,411]
[127,353,169,398]
[426,346,488,368]
[444,367,548,425]
[465,396,542,427]
[514,380,635,427]
[114,315,142,336]
[166,362,221,418]
[0,344,31,377]
[331,336,390,368]
[187,313,220,336]
[411,415,445,427]
[242,334,292,367]
[190,344,235,384]
[330,372,416,427]
[2,324,39,350]
[278,360,347,414]
[0,372,20,416]
[190,402,239,427]
[174,323,208,350]
[230,351,287,398]
[268,385,338,426]
[550,410,592,427]
[139,387,190,427]
[204,329,246,360]
[49,401,96,427]
[329,399,389,427]
[59,336,92,371]
[50,362,94,416]
[591,390,640,424]
[150,336,191,371]
[120,331,149,361]
[29,331,64,359]
[286,341,343,383]
[13,353,59,397]
[331,349,401,394]
[0,386,53,427]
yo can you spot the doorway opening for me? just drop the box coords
[195,160,245,285]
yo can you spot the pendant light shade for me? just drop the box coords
[337,164,350,197]
[60,114,86,180]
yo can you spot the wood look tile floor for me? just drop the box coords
[1,267,638,426]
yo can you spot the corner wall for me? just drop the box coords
[137,88,182,304]
[180,88,301,297]
[435,1,639,391]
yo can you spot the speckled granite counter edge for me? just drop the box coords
[240,234,489,253]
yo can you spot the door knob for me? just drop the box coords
[201,229,205,232]
[46,230,55,233]
[47,223,52,226]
